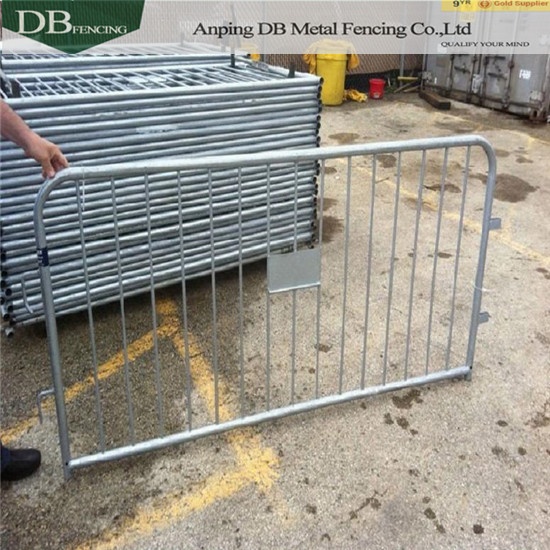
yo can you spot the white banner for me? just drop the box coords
[3,1,550,55]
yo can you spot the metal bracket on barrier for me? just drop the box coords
[489,218,502,231]
[37,388,55,423]
[478,311,490,324]
[21,274,36,314]
[37,247,50,267]
[268,248,321,294]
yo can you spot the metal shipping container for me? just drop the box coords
[423,53,550,121]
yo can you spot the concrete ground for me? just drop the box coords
[1,93,549,550]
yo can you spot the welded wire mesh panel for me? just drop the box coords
[0,43,246,72]
[6,61,292,97]
[33,137,497,478]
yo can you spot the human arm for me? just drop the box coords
[0,100,68,178]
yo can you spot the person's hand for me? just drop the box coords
[22,134,69,179]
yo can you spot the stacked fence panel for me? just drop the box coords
[0,43,246,78]
[0,56,321,330]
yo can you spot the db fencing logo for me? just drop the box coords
[15,10,128,36]
[2,0,145,53]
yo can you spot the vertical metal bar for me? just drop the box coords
[265,164,272,411]
[382,152,402,385]
[144,173,165,435]
[207,169,220,423]
[465,142,497,378]
[445,146,471,370]
[291,301,297,402]
[292,164,300,251]
[425,148,449,374]
[404,151,427,380]
[290,163,299,404]
[314,160,326,399]
[360,155,377,389]
[176,170,193,431]
[110,176,135,443]
[237,167,246,417]
[35,191,71,479]
[75,179,106,452]
[339,156,352,393]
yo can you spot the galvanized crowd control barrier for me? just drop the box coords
[33,135,498,479]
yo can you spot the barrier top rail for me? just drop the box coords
[34,133,497,278]
[34,134,496,201]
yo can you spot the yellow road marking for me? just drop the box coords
[75,457,269,550]
[2,321,178,445]
[163,301,279,484]
[490,232,550,267]
[1,417,38,445]
[5,295,282,547]
[501,203,516,239]
[383,180,550,268]
[74,298,280,549]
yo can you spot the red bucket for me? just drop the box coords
[369,78,386,99]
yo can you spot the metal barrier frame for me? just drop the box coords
[33,135,497,479]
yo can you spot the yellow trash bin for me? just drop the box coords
[315,53,348,106]
[303,40,360,107]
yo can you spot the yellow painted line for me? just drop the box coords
[2,300,178,445]
[1,417,38,445]
[491,232,550,268]
[6,294,283,546]
[171,331,232,422]
[74,459,265,550]
[164,300,280,483]
[65,323,178,401]
[74,297,281,549]
[171,332,279,487]
[385,181,550,268]
[168,301,280,487]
